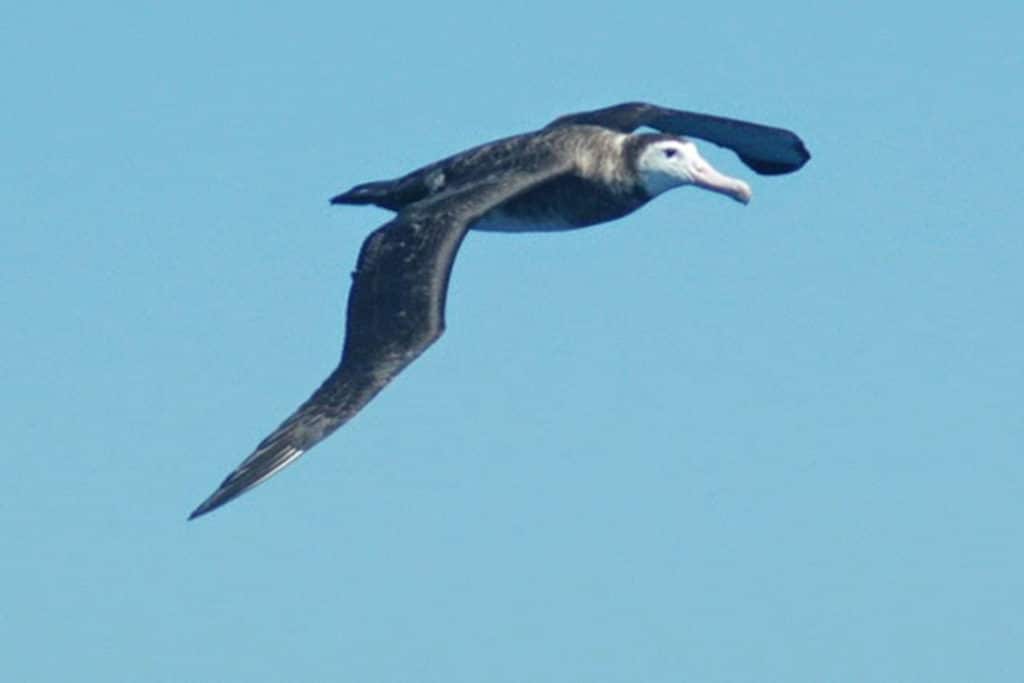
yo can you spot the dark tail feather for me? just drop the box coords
[330,181,396,206]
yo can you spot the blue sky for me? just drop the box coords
[4,2,1022,681]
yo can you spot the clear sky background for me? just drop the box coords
[4,2,1022,681]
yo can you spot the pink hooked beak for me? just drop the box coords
[690,156,753,204]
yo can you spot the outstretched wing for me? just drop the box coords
[189,162,573,519]
[548,101,810,175]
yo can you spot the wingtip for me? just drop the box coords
[187,486,234,521]
[738,136,811,176]
[794,137,812,168]
[187,497,217,521]
[779,133,812,174]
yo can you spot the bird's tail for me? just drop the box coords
[330,180,396,206]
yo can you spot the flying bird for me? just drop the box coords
[189,102,810,519]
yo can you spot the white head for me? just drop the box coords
[636,137,752,204]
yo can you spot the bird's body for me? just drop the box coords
[189,102,810,519]
[339,125,649,231]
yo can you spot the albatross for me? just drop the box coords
[189,102,810,519]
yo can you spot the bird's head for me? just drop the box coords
[635,136,752,204]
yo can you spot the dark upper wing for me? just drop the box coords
[189,162,573,519]
[547,102,810,175]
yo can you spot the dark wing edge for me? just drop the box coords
[548,102,811,175]
[188,162,574,520]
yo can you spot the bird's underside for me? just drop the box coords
[189,101,810,519]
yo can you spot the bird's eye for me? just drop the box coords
[663,148,678,158]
